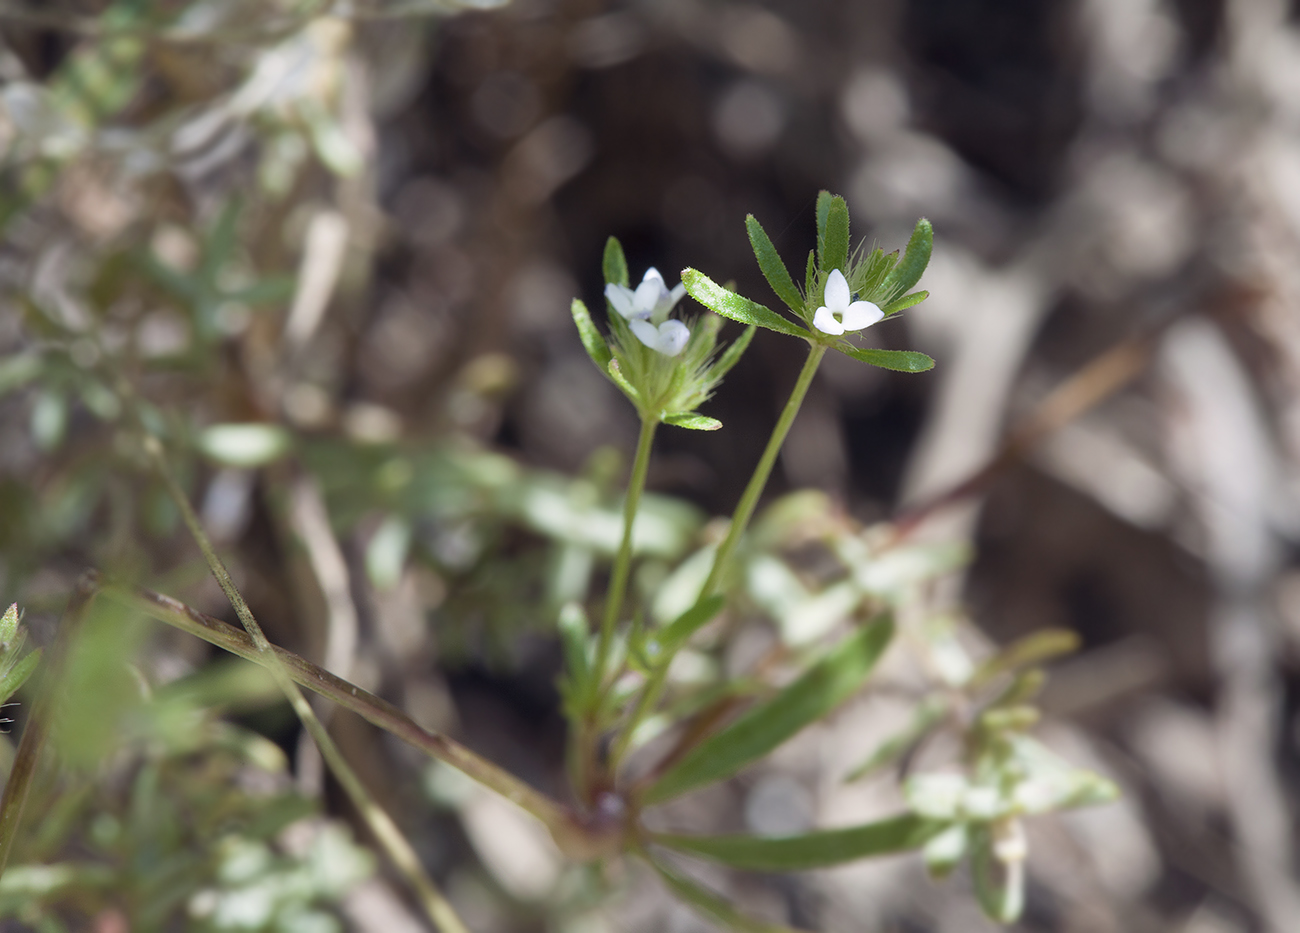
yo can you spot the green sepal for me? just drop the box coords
[0,648,40,705]
[836,346,935,373]
[655,594,726,657]
[664,412,723,431]
[603,236,629,288]
[642,616,895,804]
[607,359,640,404]
[820,196,850,276]
[571,299,612,373]
[746,215,804,313]
[680,269,807,339]
[710,323,755,382]
[880,217,932,302]
[882,290,929,315]
[650,856,808,933]
[652,813,943,871]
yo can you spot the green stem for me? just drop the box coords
[700,342,826,598]
[613,343,827,778]
[595,415,658,685]
[144,438,471,933]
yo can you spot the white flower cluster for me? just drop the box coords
[606,268,690,356]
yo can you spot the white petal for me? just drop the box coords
[633,277,662,315]
[629,318,660,349]
[838,300,884,332]
[606,284,635,319]
[824,268,850,311]
[656,320,690,356]
[642,267,666,288]
[668,282,686,307]
[813,306,845,335]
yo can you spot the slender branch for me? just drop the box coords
[699,342,826,598]
[0,573,97,879]
[613,343,827,781]
[142,438,469,933]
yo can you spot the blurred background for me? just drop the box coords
[4,0,1300,931]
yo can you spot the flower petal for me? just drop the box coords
[838,300,884,332]
[656,319,690,356]
[665,282,687,311]
[824,268,850,311]
[634,276,662,315]
[813,306,845,335]
[642,267,666,289]
[629,318,660,349]
[606,283,635,319]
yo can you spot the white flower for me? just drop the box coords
[605,267,687,322]
[630,318,690,357]
[812,269,883,336]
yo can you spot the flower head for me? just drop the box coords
[813,269,883,336]
[606,267,687,323]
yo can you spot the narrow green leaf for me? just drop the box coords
[557,602,591,694]
[0,649,40,705]
[643,616,895,804]
[971,823,1025,923]
[815,191,833,259]
[804,250,817,301]
[710,323,755,382]
[607,359,640,404]
[655,594,726,656]
[680,269,807,339]
[880,217,933,301]
[664,413,723,431]
[603,236,629,288]
[653,814,942,871]
[746,215,804,313]
[650,857,810,933]
[882,290,929,316]
[821,196,850,276]
[571,299,613,372]
[836,346,935,373]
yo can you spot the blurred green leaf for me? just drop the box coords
[572,299,613,373]
[815,191,833,258]
[654,594,726,657]
[971,823,1025,923]
[835,346,935,373]
[845,697,946,782]
[746,215,804,313]
[663,412,722,431]
[923,822,967,879]
[653,814,942,871]
[680,269,808,339]
[0,353,42,397]
[0,648,40,705]
[970,628,1080,689]
[603,236,629,288]
[0,603,17,645]
[607,358,640,404]
[643,616,895,804]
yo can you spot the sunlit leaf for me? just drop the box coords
[680,269,808,339]
[880,217,933,302]
[882,290,929,315]
[820,195,850,275]
[643,616,894,804]
[197,423,293,468]
[663,412,722,431]
[0,648,40,705]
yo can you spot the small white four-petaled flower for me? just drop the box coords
[813,269,883,336]
[606,267,691,357]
